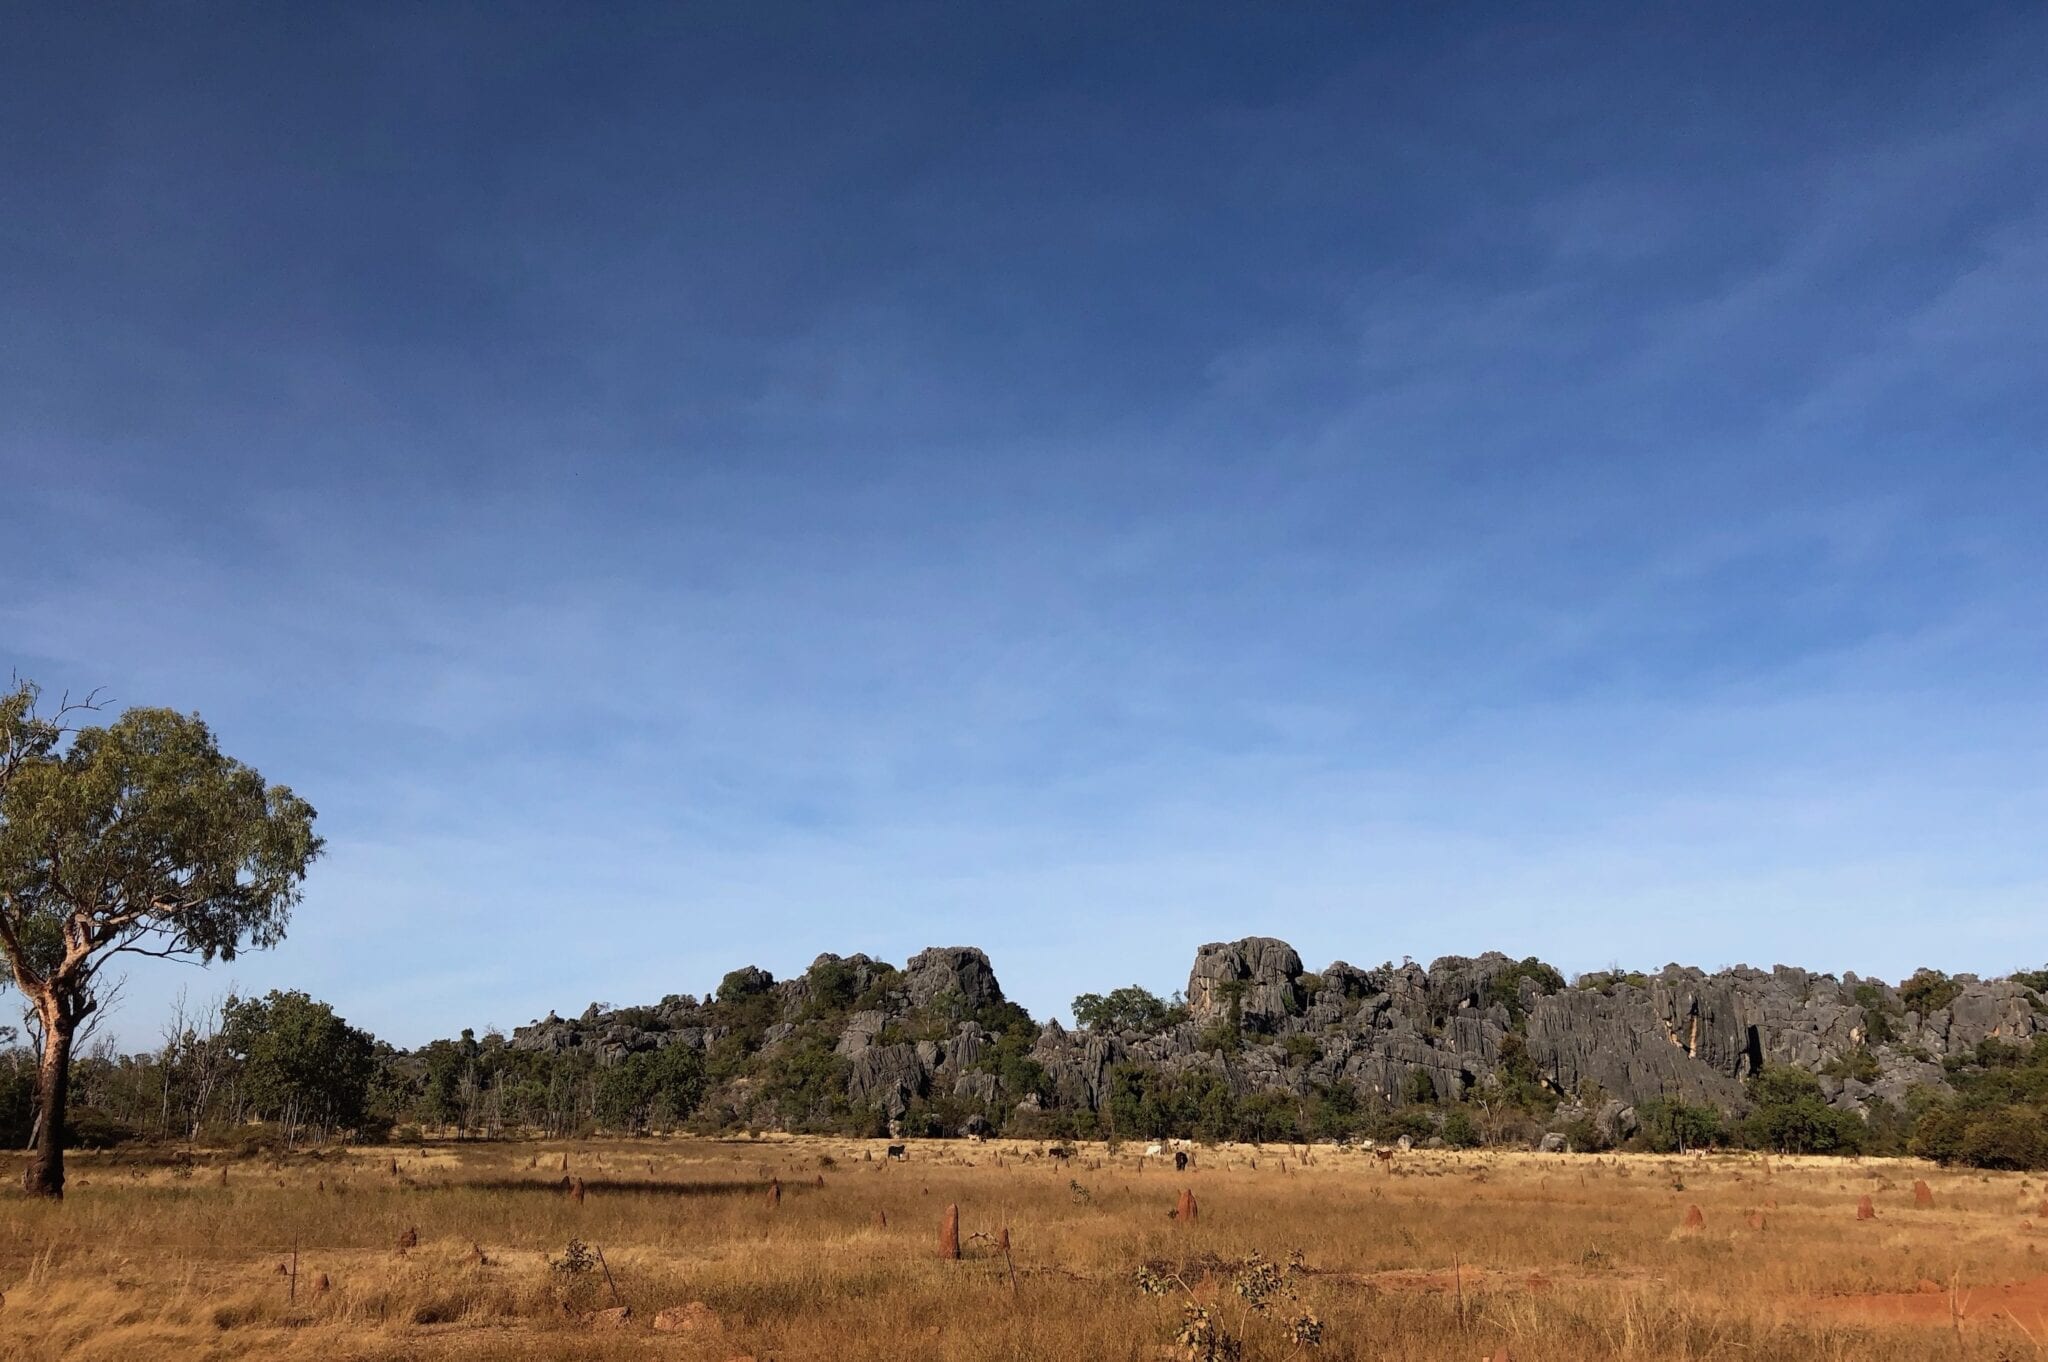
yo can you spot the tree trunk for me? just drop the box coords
[24,1012,76,1199]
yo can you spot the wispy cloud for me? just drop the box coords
[4,3,2045,1043]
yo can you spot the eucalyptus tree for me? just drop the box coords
[0,682,321,1197]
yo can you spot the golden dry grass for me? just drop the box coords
[3,1136,2046,1360]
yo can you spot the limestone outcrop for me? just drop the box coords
[506,937,2048,1132]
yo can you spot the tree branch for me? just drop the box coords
[105,940,206,965]
[0,895,49,996]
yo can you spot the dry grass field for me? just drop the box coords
[3,1136,2046,1361]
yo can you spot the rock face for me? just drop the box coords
[506,937,2048,1134]
[900,947,1004,1012]
[1186,938,1304,1027]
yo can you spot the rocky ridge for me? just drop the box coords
[509,938,2046,1136]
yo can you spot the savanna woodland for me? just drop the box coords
[8,684,2048,1362]
[0,678,2041,1177]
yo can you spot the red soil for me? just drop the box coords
[1809,1275,2048,1334]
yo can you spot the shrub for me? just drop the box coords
[1634,1098,1724,1154]
[1557,1115,1608,1152]
[1493,1032,1556,1112]
[1235,1090,1303,1144]
[1742,1067,1863,1155]
[1820,1048,1880,1084]
[1957,1108,2047,1170]
[1376,1107,1436,1142]
[716,967,775,1004]
[1861,1098,1911,1157]
[1308,1080,1364,1140]
[1900,971,1962,1017]
[1851,982,1899,1043]
[1576,970,1650,993]
[1482,958,1567,1024]
[1197,1020,1242,1057]
[65,1107,141,1150]
[804,958,859,1014]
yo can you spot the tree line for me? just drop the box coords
[0,993,710,1152]
[7,978,2048,1173]
[6,678,2045,1185]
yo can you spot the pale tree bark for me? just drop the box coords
[7,909,101,1199]
[24,990,79,1198]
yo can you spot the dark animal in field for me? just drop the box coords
[886,1144,908,1161]
[1047,1145,1073,1162]
[1174,1151,1189,1173]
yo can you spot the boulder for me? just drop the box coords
[901,947,1005,1011]
[1186,938,1304,1027]
[1596,1100,1637,1143]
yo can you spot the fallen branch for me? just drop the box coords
[593,1244,624,1308]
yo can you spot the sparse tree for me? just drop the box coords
[156,988,233,1141]
[0,682,321,1197]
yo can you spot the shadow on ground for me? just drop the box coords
[451,1178,780,1197]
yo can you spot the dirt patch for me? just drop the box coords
[1807,1274,2048,1335]
[1341,1265,1656,1295]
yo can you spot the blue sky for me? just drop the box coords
[4,3,2045,1046]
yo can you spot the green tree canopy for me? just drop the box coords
[223,989,375,1136]
[1071,985,1186,1034]
[1634,1096,1725,1153]
[594,1043,708,1132]
[0,683,321,1196]
[1742,1067,1863,1155]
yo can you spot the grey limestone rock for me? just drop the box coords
[502,938,2048,1132]
[1186,938,1304,1027]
